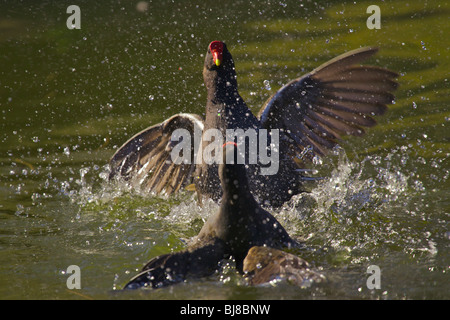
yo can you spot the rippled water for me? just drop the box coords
[1,0,449,299]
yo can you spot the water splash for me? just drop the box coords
[62,144,443,272]
[273,148,425,266]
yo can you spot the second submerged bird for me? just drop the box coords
[124,143,323,289]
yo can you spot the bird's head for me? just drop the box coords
[205,41,232,70]
[203,41,238,91]
[209,40,224,68]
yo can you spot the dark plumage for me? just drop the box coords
[109,41,398,207]
[124,143,302,289]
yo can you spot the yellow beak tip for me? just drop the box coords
[215,59,221,67]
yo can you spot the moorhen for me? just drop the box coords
[110,41,398,207]
[124,143,316,289]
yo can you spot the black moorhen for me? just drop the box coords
[124,143,302,289]
[110,41,398,207]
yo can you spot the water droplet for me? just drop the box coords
[64,147,70,156]
[444,231,450,240]
[312,155,323,165]
[420,40,427,50]
[136,1,149,12]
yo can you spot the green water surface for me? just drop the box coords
[0,0,449,299]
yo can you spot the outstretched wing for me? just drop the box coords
[109,113,204,195]
[258,47,398,160]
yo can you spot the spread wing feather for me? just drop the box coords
[258,47,398,160]
[109,113,204,195]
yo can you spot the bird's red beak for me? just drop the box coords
[209,41,224,67]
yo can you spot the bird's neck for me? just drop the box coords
[207,80,239,103]
[204,65,239,100]
[218,165,259,268]
[204,94,247,134]
[220,165,257,216]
